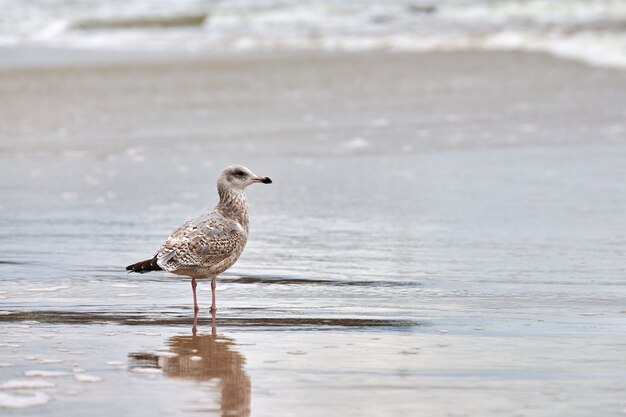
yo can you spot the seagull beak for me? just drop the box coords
[253,176,272,184]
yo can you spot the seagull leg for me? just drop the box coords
[192,308,198,336]
[210,277,217,313]
[191,278,199,312]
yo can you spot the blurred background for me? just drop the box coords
[1,0,626,67]
[1,1,625,416]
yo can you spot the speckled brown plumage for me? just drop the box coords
[156,209,248,278]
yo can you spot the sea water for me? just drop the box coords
[1,0,626,68]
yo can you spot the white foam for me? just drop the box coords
[130,367,163,374]
[153,351,178,358]
[189,356,202,361]
[24,370,70,377]
[74,374,102,383]
[111,283,139,288]
[0,392,50,409]
[0,379,55,390]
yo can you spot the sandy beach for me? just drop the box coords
[1,50,626,416]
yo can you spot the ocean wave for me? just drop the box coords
[0,0,625,69]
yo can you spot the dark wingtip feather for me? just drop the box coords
[126,255,162,274]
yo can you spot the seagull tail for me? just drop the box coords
[126,256,162,274]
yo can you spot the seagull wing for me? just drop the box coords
[156,212,246,271]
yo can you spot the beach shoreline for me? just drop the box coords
[1,47,626,416]
[1,49,625,154]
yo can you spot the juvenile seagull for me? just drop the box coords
[126,165,272,313]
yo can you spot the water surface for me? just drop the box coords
[1,51,626,416]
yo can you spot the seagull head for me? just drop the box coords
[218,165,272,192]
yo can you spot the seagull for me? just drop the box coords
[126,165,272,315]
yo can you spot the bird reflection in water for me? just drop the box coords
[129,312,251,417]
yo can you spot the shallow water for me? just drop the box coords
[1,52,626,416]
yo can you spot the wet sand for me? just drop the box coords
[1,51,626,416]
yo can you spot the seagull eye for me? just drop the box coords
[233,170,246,177]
